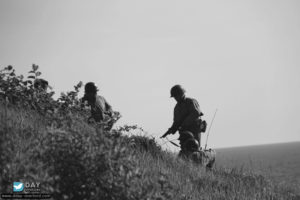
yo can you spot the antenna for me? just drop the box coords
[204,109,218,150]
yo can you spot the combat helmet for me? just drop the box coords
[34,79,48,90]
[179,131,199,152]
[170,85,186,97]
[84,82,98,94]
[178,131,194,142]
[183,138,199,152]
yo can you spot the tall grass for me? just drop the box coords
[0,65,299,200]
[1,102,299,200]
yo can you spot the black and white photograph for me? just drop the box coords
[0,0,299,199]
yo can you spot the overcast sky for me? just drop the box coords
[1,0,299,149]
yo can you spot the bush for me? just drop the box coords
[1,65,299,200]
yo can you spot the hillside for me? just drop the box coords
[0,65,299,200]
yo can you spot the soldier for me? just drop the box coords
[178,131,199,158]
[82,82,113,123]
[178,131,216,169]
[34,79,49,91]
[161,85,204,147]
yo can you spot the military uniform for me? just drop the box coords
[179,134,216,169]
[190,149,216,169]
[83,95,113,122]
[169,97,203,146]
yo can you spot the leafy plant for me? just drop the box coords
[1,65,299,200]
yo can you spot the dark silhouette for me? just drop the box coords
[161,85,215,168]
[34,79,49,91]
[178,131,216,169]
[81,82,113,124]
[161,85,204,146]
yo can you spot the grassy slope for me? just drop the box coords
[0,102,299,200]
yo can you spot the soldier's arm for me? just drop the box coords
[161,129,172,138]
[80,95,88,107]
[181,99,202,127]
[169,106,184,134]
[169,121,181,134]
[104,97,113,115]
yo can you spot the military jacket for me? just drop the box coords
[170,97,202,133]
[90,95,112,122]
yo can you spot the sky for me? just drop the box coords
[1,0,300,149]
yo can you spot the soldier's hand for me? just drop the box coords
[160,129,171,138]
[105,110,113,117]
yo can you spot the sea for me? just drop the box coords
[216,141,300,191]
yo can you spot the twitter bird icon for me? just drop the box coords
[13,182,24,192]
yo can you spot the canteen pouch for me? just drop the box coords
[200,120,207,133]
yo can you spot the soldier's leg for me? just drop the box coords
[189,125,201,149]
[178,150,188,159]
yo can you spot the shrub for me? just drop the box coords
[1,65,299,200]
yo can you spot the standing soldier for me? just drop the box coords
[161,85,204,148]
[82,82,113,123]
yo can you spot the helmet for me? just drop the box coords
[183,138,199,152]
[178,131,194,142]
[84,82,98,94]
[170,85,185,97]
[34,79,48,90]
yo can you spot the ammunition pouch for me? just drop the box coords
[200,120,207,133]
[195,118,207,133]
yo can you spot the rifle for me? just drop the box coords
[160,128,175,138]
[160,131,170,138]
[160,135,180,147]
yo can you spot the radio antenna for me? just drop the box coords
[204,109,218,150]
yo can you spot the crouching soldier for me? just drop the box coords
[179,131,216,169]
[81,82,115,129]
